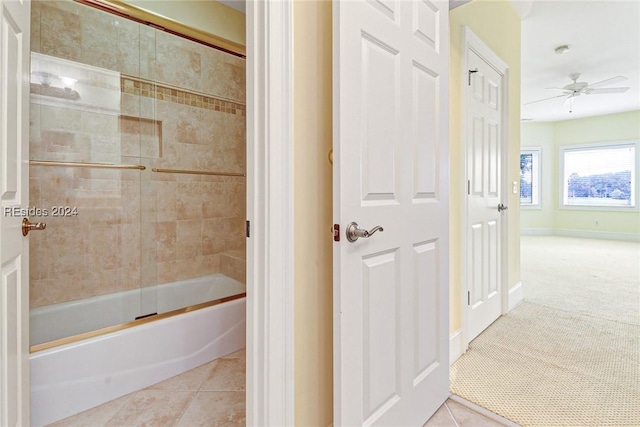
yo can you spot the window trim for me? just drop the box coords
[559,140,639,212]
[520,147,542,209]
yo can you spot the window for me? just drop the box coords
[561,142,636,208]
[520,148,541,207]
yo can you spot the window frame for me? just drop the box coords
[559,140,639,212]
[520,147,542,209]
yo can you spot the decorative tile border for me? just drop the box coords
[120,76,246,116]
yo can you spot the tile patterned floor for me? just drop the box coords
[423,399,515,427]
[49,348,246,427]
[51,347,506,427]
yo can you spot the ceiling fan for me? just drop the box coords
[524,73,630,111]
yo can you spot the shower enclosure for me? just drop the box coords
[28,0,246,348]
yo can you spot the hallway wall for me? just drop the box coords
[293,2,334,425]
[449,0,523,334]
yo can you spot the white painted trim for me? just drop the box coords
[449,395,521,427]
[508,282,523,311]
[460,26,511,348]
[246,1,294,426]
[449,329,465,366]
[558,139,640,213]
[553,229,640,242]
[522,228,640,242]
[521,228,554,236]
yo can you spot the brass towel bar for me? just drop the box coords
[28,161,245,177]
[29,160,146,170]
[151,167,245,177]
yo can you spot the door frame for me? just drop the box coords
[246,1,295,426]
[460,26,510,351]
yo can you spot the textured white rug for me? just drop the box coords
[451,236,640,427]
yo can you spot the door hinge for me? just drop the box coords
[467,180,471,195]
[467,291,471,306]
[333,224,340,242]
[468,68,478,86]
[246,220,250,238]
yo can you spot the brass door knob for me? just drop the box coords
[22,218,47,236]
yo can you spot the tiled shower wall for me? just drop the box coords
[29,0,246,309]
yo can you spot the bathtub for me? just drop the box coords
[30,274,246,426]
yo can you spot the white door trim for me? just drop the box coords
[460,26,510,350]
[246,1,295,426]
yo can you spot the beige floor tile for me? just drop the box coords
[105,390,195,427]
[446,400,507,427]
[146,361,218,391]
[222,348,245,359]
[200,357,245,391]
[48,393,133,427]
[422,403,458,427]
[176,391,245,426]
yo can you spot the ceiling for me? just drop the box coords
[225,1,638,122]
[521,0,640,122]
[217,0,245,14]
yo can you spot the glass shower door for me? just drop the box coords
[28,0,157,346]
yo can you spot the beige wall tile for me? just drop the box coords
[30,0,246,315]
[155,32,202,91]
[157,222,176,263]
[40,3,81,61]
[220,253,245,284]
[176,220,201,259]
[80,5,118,70]
[31,0,41,53]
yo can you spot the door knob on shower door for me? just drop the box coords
[346,222,384,242]
[22,218,47,236]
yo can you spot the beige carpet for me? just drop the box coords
[451,236,640,427]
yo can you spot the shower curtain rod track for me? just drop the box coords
[152,167,246,177]
[30,160,146,170]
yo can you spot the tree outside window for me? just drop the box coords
[520,148,540,207]
[561,143,636,208]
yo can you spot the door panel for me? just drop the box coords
[334,1,449,425]
[361,34,398,203]
[467,48,503,342]
[0,0,31,425]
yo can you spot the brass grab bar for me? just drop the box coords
[30,160,146,170]
[152,167,245,177]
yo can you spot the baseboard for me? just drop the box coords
[553,228,640,242]
[522,228,639,242]
[449,329,464,365]
[508,282,523,311]
[449,395,522,426]
[521,228,553,236]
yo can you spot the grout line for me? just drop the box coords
[171,390,199,427]
[444,402,461,427]
[448,395,522,427]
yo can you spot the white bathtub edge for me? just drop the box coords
[30,297,246,426]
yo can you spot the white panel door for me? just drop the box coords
[0,0,31,425]
[466,48,503,342]
[333,1,449,425]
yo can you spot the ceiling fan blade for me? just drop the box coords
[523,94,567,105]
[588,76,628,89]
[585,87,630,94]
